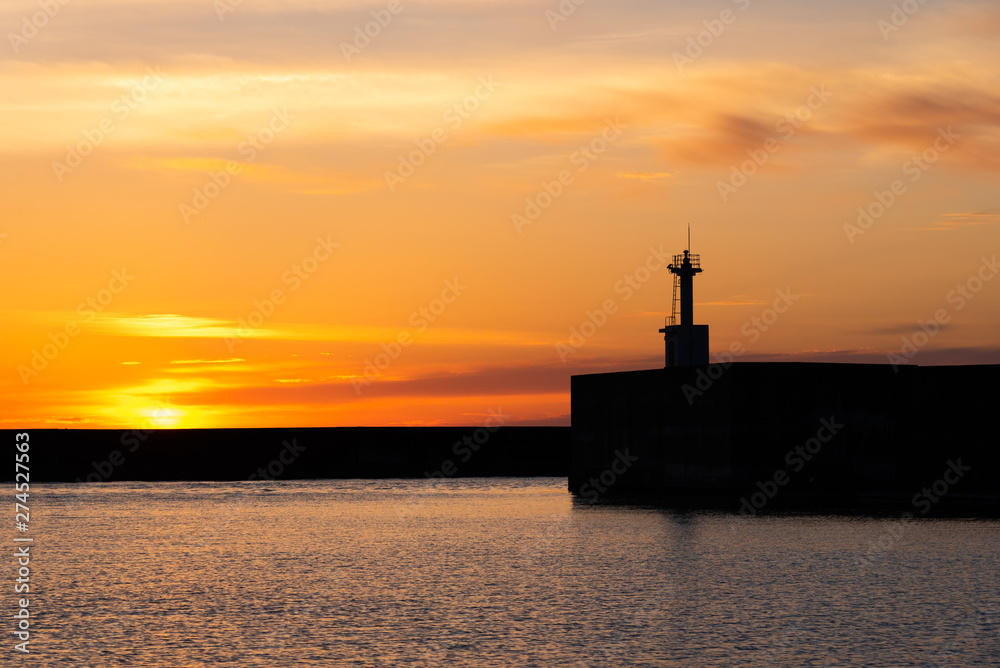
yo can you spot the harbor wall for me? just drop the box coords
[569,363,1000,511]
[2,426,570,482]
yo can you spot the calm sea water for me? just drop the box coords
[20,479,1000,666]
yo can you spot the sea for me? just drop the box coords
[20,478,1000,666]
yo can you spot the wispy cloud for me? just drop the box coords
[91,314,255,339]
[696,300,768,306]
[914,210,1000,231]
[617,171,672,180]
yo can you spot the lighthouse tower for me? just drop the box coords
[658,238,709,367]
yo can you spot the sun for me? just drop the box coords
[100,379,212,429]
[144,406,184,429]
[102,396,192,429]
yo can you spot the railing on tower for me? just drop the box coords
[665,252,700,326]
[672,253,701,268]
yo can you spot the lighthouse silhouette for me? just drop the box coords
[659,227,709,366]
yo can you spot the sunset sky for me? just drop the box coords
[3,0,998,428]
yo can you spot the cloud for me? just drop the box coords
[91,313,252,338]
[732,346,1000,366]
[617,171,671,180]
[913,210,1000,231]
[161,356,659,408]
[868,323,951,336]
[696,300,768,306]
[844,85,1000,170]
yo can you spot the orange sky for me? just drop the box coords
[2,0,999,428]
